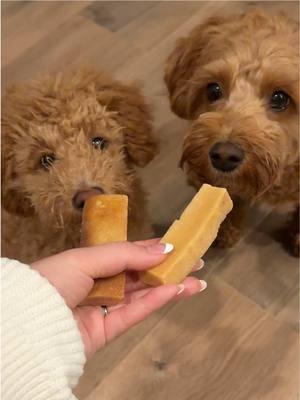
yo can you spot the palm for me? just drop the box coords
[73,272,200,358]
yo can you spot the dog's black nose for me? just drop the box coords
[72,187,104,211]
[209,142,244,172]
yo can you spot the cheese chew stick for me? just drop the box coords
[80,195,128,306]
[140,184,233,286]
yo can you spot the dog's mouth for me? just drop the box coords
[72,187,104,211]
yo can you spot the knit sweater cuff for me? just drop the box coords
[1,258,86,400]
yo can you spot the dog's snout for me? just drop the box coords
[209,142,244,172]
[72,187,104,211]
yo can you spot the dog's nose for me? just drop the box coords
[72,187,104,211]
[209,142,244,172]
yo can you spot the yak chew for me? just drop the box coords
[81,195,128,306]
[140,184,233,286]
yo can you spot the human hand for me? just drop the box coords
[32,239,206,359]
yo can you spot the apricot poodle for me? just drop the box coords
[164,10,299,256]
[2,69,157,263]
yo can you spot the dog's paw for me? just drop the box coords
[213,225,241,249]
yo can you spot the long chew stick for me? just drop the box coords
[80,195,128,306]
[140,184,233,286]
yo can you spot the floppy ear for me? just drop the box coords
[1,145,35,216]
[1,91,35,216]
[92,72,158,167]
[164,17,226,120]
[108,83,158,167]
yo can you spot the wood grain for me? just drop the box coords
[74,302,175,399]
[117,1,205,51]
[216,211,299,324]
[2,15,142,87]
[2,1,92,67]
[85,278,299,400]
[83,1,156,32]
[276,292,299,331]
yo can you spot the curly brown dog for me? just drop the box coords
[164,10,299,256]
[2,69,157,263]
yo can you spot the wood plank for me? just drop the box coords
[2,15,141,88]
[1,1,30,20]
[2,1,91,67]
[139,116,194,230]
[82,1,156,32]
[276,292,299,332]
[86,278,299,400]
[247,1,299,18]
[74,302,175,399]
[215,211,299,328]
[118,1,204,51]
[199,204,274,276]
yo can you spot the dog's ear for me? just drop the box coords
[164,16,226,119]
[1,95,35,216]
[1,154,35,217]
[99,80,158,167]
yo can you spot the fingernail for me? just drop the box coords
[177,284,185,295]
[199,280,207,292]
[147,243,174,254]
[196,259,205,271]
[163,243,174,254]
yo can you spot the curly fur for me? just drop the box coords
[2,69,157,263]
[164,10,299,255]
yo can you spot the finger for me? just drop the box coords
[103,284,181,342]
[66,241,174,278]
[134,238,161,247]
[125,261,204,293]
[175,277,207,299]
[117,276,206,309]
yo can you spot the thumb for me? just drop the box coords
[65,241,174,278]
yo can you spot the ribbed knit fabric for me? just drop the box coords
[1,258,86,400]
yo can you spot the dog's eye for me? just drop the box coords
[40,154,55,170]
[270,90,290,112]
[92,137,108,150]
[207,83,222,102]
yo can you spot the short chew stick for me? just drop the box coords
[140,184,233,286]
[80,195,128,306]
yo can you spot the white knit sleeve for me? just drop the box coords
[1,258,86,400]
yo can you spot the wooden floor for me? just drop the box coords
[2,1,299,399]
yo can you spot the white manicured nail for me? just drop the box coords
[196,260,205,270]
[199,280,207,292]
[177,284,185,295]
[163,243,174,254]
[148,243,174,254]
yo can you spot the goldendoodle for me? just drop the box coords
[164,10,299,256]
[2,69,157,262]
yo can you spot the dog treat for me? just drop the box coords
[81,195,128,306]
[140,184,233,286]
[81,274,126,307]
